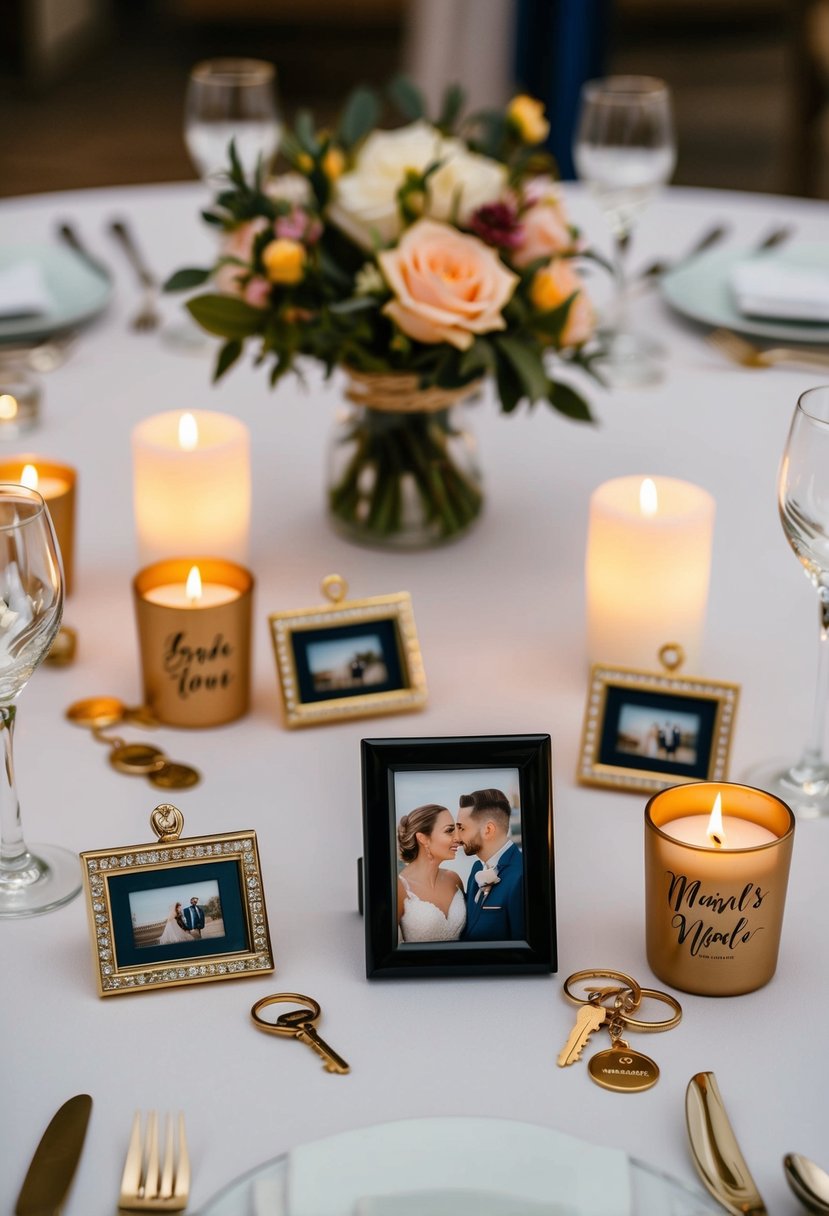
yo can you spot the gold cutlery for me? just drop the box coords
[707,327,829,371]
[784,1152,829,1214]
[109,219,161,332]
[118,1111,190,1211]
[686,1072,768,1216]
[15,1093,92,1216]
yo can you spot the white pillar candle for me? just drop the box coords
[142,564,240,608]
[132,410,251,564]
[585,475,715,671]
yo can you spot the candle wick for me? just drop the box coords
[711,833,723,847]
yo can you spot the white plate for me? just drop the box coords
[661,242,829,343]
[0,244,111,342]
[197,1122,723,1216]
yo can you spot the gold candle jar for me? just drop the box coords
[133,558,253,728]
[645,782,795,996]
[0,456,76,594]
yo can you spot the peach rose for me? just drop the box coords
[512,199,573,268]
[215,217,269,295]
[530,259,595,347]
[379,219,519,351]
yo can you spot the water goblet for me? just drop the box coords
[184,57,282,187]
[573,75,676,387]
[0,484,80,917]
[745,385,829,816]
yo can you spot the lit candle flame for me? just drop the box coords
[185,565,202,605]
[178,412,199,451]
[639,477,658,517]
[21,463,38,491]
[707,792,725,847]
[0,394,19,421]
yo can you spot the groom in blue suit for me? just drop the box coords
[456,789,525,942]
[181,896,205,939]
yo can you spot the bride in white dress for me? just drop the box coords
[158,902,193,945]
[397,805,466,942]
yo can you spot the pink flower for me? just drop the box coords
[512,197,573,268]
[468,201,525,250]
[215,217,268,295]
[275,207,322,245]
[243,276,272,308]
[379,219,519,351]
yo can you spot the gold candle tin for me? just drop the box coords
[645,782,795,996]
[133,557,253,728]
[0,456,76,594]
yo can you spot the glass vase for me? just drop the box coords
[326,372,484,551]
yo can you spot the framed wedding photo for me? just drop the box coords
[80,825,274,997]
[577,664,740,795]
[361,734,555,979]
[269,584,427,729]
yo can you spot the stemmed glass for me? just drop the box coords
[573,76,676,388]
[0,485,79,917]
[184,58,282,187]
[745,386,829,816]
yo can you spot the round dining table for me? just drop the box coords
[1,177,828,1215]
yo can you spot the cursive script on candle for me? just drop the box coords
[665,871,768,958]
[163,631,235,700]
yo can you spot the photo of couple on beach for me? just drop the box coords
[128,878,225,950]
[395,768,524,945]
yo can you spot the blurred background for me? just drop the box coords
[2,0,828,201]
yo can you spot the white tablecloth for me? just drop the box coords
[1,180,828,1215]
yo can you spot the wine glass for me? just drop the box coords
[573,76,676,388]
[184,58,282,187]
[0,484,80,917]
[745,386,829,816]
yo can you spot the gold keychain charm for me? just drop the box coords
[587,986,681,1094]
[66,698,201,789]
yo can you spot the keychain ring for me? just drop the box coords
[563,969,642,1008]
[619,987,682,1032]
[251,993,321,1037]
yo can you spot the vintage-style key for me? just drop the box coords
[275,1008,351,1074]
[557,1002,606,1067]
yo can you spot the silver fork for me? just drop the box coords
[707,326,829,371]
[109,219,161,332]
[118,1110,190,1211]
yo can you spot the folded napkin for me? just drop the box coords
[282,1118,631,1216]
[0,261,54,320]
[730,259,829,322]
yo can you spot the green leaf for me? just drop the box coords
[529,293,577,340]
[338,87,380,149]
[548,380,594,422]
[494,336,549,403]
[213,338,243,382]
[186,294,264,339]
[458,338,495,379]
[494,351,523,413]
[437,83,465,133]
[387,75,426,121]
[329,296,378,315]
[163,267,212,293]
[294,109,320,156]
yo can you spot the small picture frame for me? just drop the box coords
[269,574,427,729]
[361,734,556,979]
[577,664,740,794]
[79,803,274,997]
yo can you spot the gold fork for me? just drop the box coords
[118,1111,190,1211]
[707,327,829,371]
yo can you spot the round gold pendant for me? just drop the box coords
[588,1046,659,1093]
[109,743,166,775]
[149,761,201,790]
[66,696,125,729]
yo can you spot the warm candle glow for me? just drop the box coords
[639,477,658,517]
[0,394,19,421]
[185,564,202,604]
[707,792,724,847]
[178,412,199,451]
[20,463,38,490]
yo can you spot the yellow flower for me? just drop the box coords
[262,238,307,285]
[507,94,550,144]
[530,260,595,347]
[321,146,346,180]
[296,152,314,174]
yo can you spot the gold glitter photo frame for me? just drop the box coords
[268,574,428,729]
[80,804,274,997]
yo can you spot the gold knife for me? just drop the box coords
[15,1094,92,1216]
[686,1072,768,1216]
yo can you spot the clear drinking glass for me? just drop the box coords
[745,386,829,817]
[573,76,676,388]
[0,485,80,917]
[184,58,282,186]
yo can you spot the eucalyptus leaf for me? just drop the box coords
[437,83,465,132]
[387,75,426,121]
[338,87,380,149]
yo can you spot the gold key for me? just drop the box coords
[250,992,351,1075]
[557,1002,606,1067]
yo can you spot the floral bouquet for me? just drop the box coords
[167,79,603,547]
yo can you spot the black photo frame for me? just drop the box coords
[361,734,556,979]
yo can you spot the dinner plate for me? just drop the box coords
[0,243,111,343]
[661,242,829,343]
[197,1121,723,1216]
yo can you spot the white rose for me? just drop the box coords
[265,172,312,207]
[329,120,506,250]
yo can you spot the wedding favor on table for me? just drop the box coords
[133,557,253,727]
[0,455,76,592]
[80,803,273,996]
[644,781,795,995]
[132,409,250,564]
[585,475,715,671]
[269,574,427,728]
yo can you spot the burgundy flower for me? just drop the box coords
[468,201,524,250]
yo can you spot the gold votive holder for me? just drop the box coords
[0,455,76,594]
[133,557,253,728]
[645,782,795,996]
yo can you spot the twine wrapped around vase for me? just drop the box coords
[343,368,483,415]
